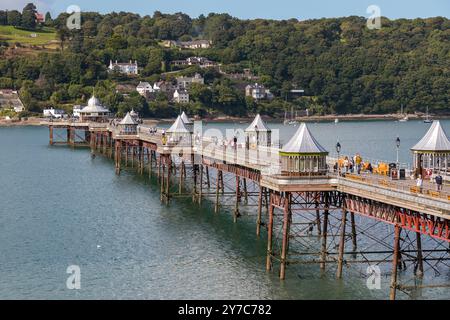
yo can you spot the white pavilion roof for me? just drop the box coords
[119,112,137,125]
[281,123,328,154]
[245,114,271,132]
[167,115,191,134]
[180,111,192,124]
[80,95,109,113]
[411,121,450,152]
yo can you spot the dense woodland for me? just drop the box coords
[0,4,448,118]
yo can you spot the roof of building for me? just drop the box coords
[180,111,193,125]
[130,109,138,117]
[281,123,328,155]
[137,81,151,88]
[119,112,137,125]
[80,95,109,113]
[167,115,192,134]
[411,121,450,152]
[245,114,271,132]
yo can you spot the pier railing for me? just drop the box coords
[342,173,450,204]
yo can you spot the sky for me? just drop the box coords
[1,0,449,20]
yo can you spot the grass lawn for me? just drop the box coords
[0,25,57,46]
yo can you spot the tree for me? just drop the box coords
[44,12,53,26]
[0,11,7,25]
[21,3,37,30]
[7,10,22,27]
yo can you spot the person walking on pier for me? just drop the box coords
[435,173,443,191]
[355,153,362,174]
[416,174,423,193]
[343,156,349,174]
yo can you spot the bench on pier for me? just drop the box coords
[427,190,441,198]
[374,163,389,176]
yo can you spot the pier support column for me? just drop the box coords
[280,193,291,280]
[67,127,71,145]
[350,212,357,252]
[243,178,248,204]
[85,130,91,148]
[115,140,121,175]
[109,133,113,158]
[336,207,347,279]
[315,197,322,237]
[157,154,161,182]
[320,201,329,270]
[49,126,54,145]
[160,160,165,202]
[149,150,153,178]
[192,164,198,203]
[138,143,144,175]
[415,232,424,278]
[219,170,224,194]
[256,186,263,236]
[199,164,203,205]
[205,166,210,189]
[125,143,129,167]
[390,224,401,300]
[233,176,240,223]
[214,169,220,213]
[103,133,107,154]
[179,160,184,195]
[165,156,171,204]
[266,193,274,271]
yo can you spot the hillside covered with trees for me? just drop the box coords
[0,5,448,118]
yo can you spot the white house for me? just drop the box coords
[176,73,204,89]
[43,108,66,119]
[136,82,154,96]
[73,105,83,118]
[179,40,211,49]
[245,83,273,101]
[108,60,138,75]
[173,89,189,104]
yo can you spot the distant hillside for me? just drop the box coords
[0,11,448,118]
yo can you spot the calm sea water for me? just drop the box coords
[0,120,449,300]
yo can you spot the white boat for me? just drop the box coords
[398,104,408,122]
[424,106,433,123]
[334,118,339,124]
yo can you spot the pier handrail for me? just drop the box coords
[342,173,450,203]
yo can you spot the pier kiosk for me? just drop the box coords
[245,114,271,149]
[411,120,450,179]
[78,95,110,122]
[118,112,138,135]
[167,115,193,146]
[279,123,328,176]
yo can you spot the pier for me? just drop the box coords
[42,111,450,300]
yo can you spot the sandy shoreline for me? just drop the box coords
[1,114,449,127]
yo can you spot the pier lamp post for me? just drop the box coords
[396,136,401,167]
[336,141,341,176]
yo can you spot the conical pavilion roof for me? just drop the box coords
[281,123,328,154]
[119,112,137,125]
[167,115,191,133]
[180,111,192,125]
[245,114,271,132]
[411,121,450,152]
